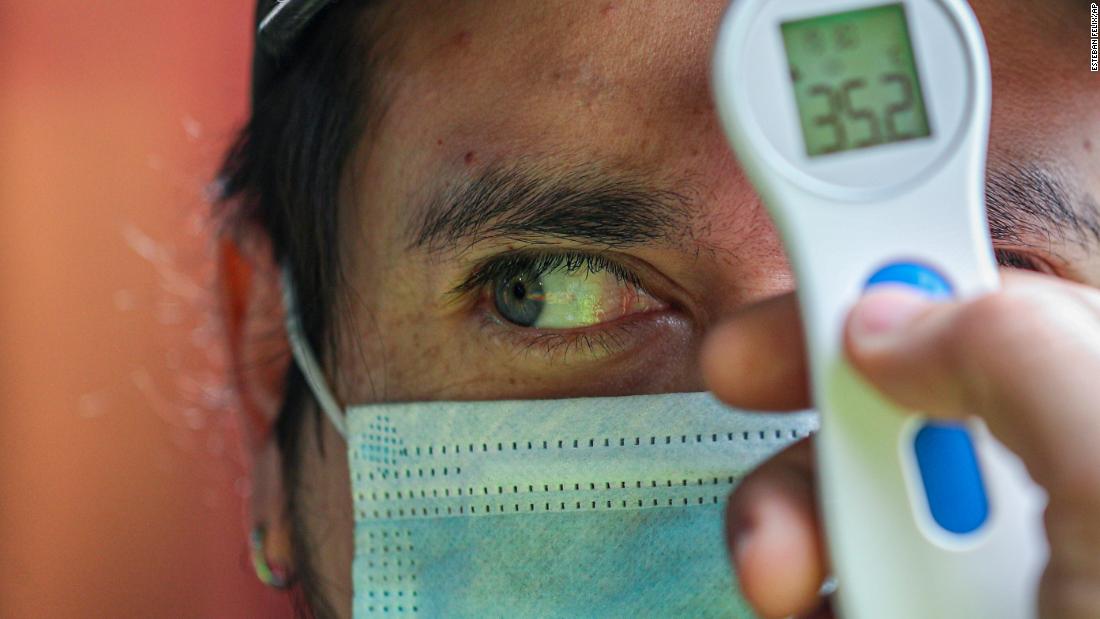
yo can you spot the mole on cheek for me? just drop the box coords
[464,151,477,165]
[1085,139,1093,154]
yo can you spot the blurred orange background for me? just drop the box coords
[0,2,293,617]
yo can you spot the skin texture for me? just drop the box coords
[222,1,1100,617]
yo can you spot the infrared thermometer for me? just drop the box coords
[712,2,1047,618]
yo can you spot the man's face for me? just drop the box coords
[294,1,1100,613]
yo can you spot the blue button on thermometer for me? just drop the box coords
[713,2,1047,618]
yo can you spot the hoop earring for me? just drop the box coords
[250,526,291,589]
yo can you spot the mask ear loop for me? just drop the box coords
[280,264,348,438]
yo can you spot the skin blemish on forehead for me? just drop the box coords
[600,3,618,18]
[464,151,478,166]
[1086,139,1093,154]
[427,29,473,59]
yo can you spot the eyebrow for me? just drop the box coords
[407,165,693,254]
[986,162,1100,251]
[408,161,1100,258]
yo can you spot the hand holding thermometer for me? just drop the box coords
[711,2,1048,618]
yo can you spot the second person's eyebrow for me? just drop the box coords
[407,165,695,255]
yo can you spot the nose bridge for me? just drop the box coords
[687,180,796,323]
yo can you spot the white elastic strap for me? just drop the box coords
[258,0,293,34]
[280,265,347,438]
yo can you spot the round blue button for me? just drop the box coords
[866,262,953,299]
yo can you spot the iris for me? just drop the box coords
[494,271,546,327]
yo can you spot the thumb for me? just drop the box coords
[843,274,1100,493]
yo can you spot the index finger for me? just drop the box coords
[701,291,810,412]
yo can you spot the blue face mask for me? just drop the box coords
[283,273,818,618]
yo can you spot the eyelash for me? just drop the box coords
[994,249,1050,273]
[451,250,645,296]
[454,250,659,359]
[479,315,649,359]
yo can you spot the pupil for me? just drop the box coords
[512,281,527,300]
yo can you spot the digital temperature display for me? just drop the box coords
[782,4,932,157]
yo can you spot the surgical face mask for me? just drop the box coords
[283,274,818,618]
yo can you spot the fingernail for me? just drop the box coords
[849,287,932,351]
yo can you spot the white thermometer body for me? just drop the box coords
[711,2,1047,618]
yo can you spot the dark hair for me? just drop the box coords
[216,1,382,616]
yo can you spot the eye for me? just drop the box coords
[464,252,666,329]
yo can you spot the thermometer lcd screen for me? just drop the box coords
[782,4,932,157]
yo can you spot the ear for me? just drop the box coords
[216,229,294,576]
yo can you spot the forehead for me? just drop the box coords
[350,0,1092,238]
[368,2,729,174]
[365,0,1083,165]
